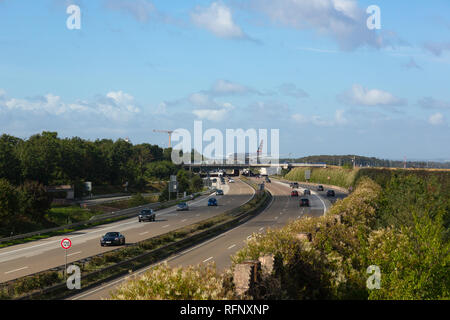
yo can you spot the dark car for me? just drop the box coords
[317,185,324,191]
[176,202,189,211]
[138,209,155,222]
[291,190,299,197]
[327,190,336,197]
[303,189,311,195]
[300,198,310,207]
[265,177,271,183]
[208,198,218,206]
[216,189,224,196]
[292,182,299,189]
[100,232,125,246]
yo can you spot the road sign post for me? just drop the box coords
[61,238,72,279]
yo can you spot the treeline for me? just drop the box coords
[285,155,450,169]
[0,131,205,236]
[0,131,178,188]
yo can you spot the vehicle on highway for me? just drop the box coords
[303,189,311,195]
[228,179,235,183]
[291,190,299,197]
[212,178,217,183]
[100,232,125,246]
[138,209,155,222]
[299,198,310,207]
[292,182,299,188]
[327,190,335,197]
[265,177,271,183]
[317,185,324,191]
[208,198,218,206]
[216,189,224,196]
[176,202,189,211]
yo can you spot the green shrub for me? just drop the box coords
[110,262,234,300]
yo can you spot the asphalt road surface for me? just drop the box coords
[70,178,346,300]
[0,179,254,283]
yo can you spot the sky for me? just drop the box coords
[0,0,449,161]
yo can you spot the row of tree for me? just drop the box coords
[285,155,450,169]
[0,132,176,187]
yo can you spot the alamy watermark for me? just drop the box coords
[66,265,81,290]
[366,265,381,290]
[66,5,81,30]
[367,5,381,30]
[170,121,279,165]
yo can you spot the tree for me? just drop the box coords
[145,161,177,180]
[191,175,203,192]
[0,134,22,184]
[0,179,20,228]
[17,132,61,184]
[18,181,52,223]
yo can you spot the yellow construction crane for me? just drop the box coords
[153,129,174,148]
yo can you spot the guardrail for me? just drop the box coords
[5,181,270,300]
[0,190,212,244]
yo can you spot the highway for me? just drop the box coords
[70,178,346,300]
[0,179,254,283]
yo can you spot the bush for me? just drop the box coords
[110,262,234,300]
[128,193,147,207]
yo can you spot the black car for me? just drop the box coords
[317,185,324,191]
[327,190,336,197]
[303,189,311,195]
[300,198,310,207]
[292,182,299,188]
[100,232,125,246]
[265,177,271,183]
[138,209,155,222]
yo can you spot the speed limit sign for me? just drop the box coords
[61,238,72,250]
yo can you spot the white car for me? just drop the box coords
[229,179,235,183]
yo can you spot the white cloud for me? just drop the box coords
[419,97,450,110]
[104,0,156,23]
[279,83,309,98]
[429,113,444,126]
[339,84,407,107]
[211,79,250,95]
[423,42,450,57]
[291,109,348,127]
[0,89,140,121]
[188,92,217,107]
[191,2,245,39]
[192,102,235,122]
[249,0,393,51]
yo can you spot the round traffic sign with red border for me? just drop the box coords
[61,238,72,249]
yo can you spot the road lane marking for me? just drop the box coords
[67,251,82,257]
[196,214,200,217]
[181,219,187,222]
[274,216,278,220]
[227,244,236,250]
[162,225,170,228]
[5,266,28,274]
[139,232,148,236]
[203,257,213,263]
[259,227,264,231]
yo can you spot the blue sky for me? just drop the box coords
[0,0,449,160]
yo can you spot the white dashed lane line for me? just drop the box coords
[67,251,82,257]
[203,257,213,263]
[5,266,28,274]
[227,244,236,250]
